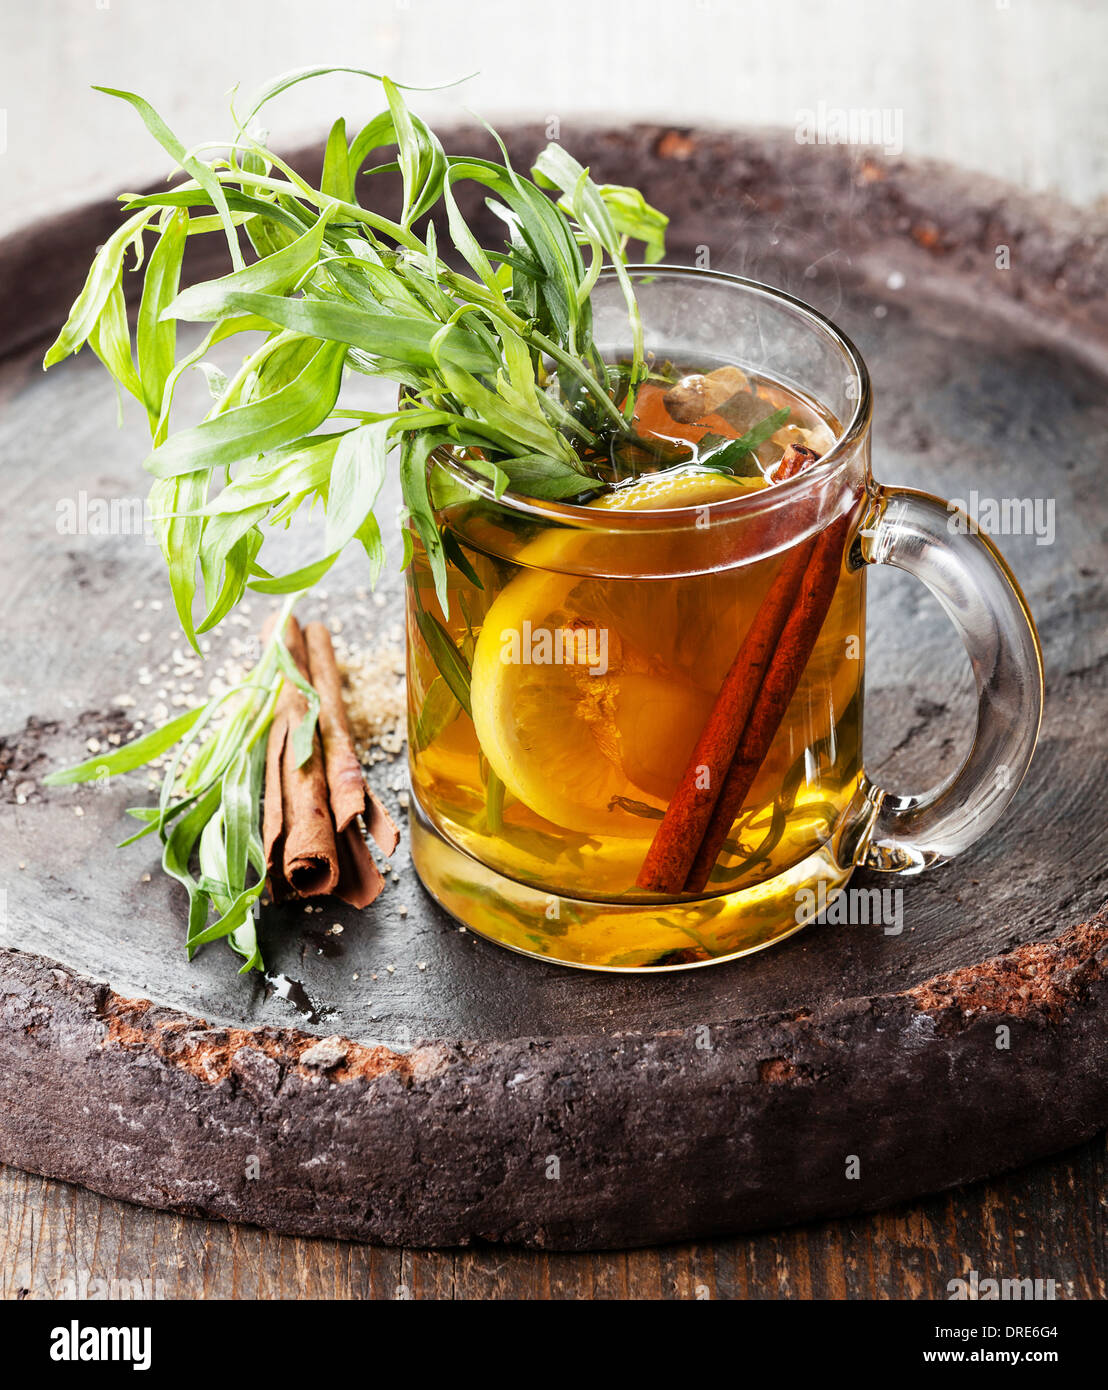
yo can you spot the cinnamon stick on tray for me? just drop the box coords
[262,616,398,909]
[262,616,340,900]
[304,623,400,857]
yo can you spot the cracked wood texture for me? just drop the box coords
[3,1139,1105,1300]
[0,127,1106,1277]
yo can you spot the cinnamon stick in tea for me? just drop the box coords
[683,504,853,893]
[635,535,817,893]
[636,444,848,895]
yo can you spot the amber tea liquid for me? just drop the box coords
[407,366,864,967]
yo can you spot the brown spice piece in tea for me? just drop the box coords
[637,442,853,895]
[636,444,821,894]
[773,442,820,481]
[662,365,750,423]
[712,391,781,438]
[683,502,854,892]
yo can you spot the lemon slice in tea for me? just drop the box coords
[470,469,761,836]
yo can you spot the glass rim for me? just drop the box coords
[434,264,873,531]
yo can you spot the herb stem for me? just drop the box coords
[224,170,426,252]
[528,329,633,436]
[430,266,631,436]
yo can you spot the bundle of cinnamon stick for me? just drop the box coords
[637,438,855,896]
[262,616,399,909]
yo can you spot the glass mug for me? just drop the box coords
[405,267,1044,970]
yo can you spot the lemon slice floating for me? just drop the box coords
[470,469,760,836]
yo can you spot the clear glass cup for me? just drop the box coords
[405,267,1044,970]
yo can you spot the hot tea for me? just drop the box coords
[409,361,865,966]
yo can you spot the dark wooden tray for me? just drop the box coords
[1,126,1105,1250]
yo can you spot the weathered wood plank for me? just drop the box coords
[3,1136,1103,1299]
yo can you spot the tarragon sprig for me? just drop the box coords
[44,67,668,649]
[41,70,668,974]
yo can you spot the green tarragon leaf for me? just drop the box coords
[699,407,791,473]
[163,204,337,321]
[42,706,207,785]
[184,289,499,375]
[144,340,347,478]
[43,207,156,368]
[320,117,354,203]
[137,207,190,428]
[92,85,244,270]
[325,419,390,554]
[413,604,472,715]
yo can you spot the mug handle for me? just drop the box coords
[851,485,1044,873]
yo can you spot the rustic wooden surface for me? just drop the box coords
[3,926,1103,1251]
[1,127,1106,1269]
[3,1138,1104,1300]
